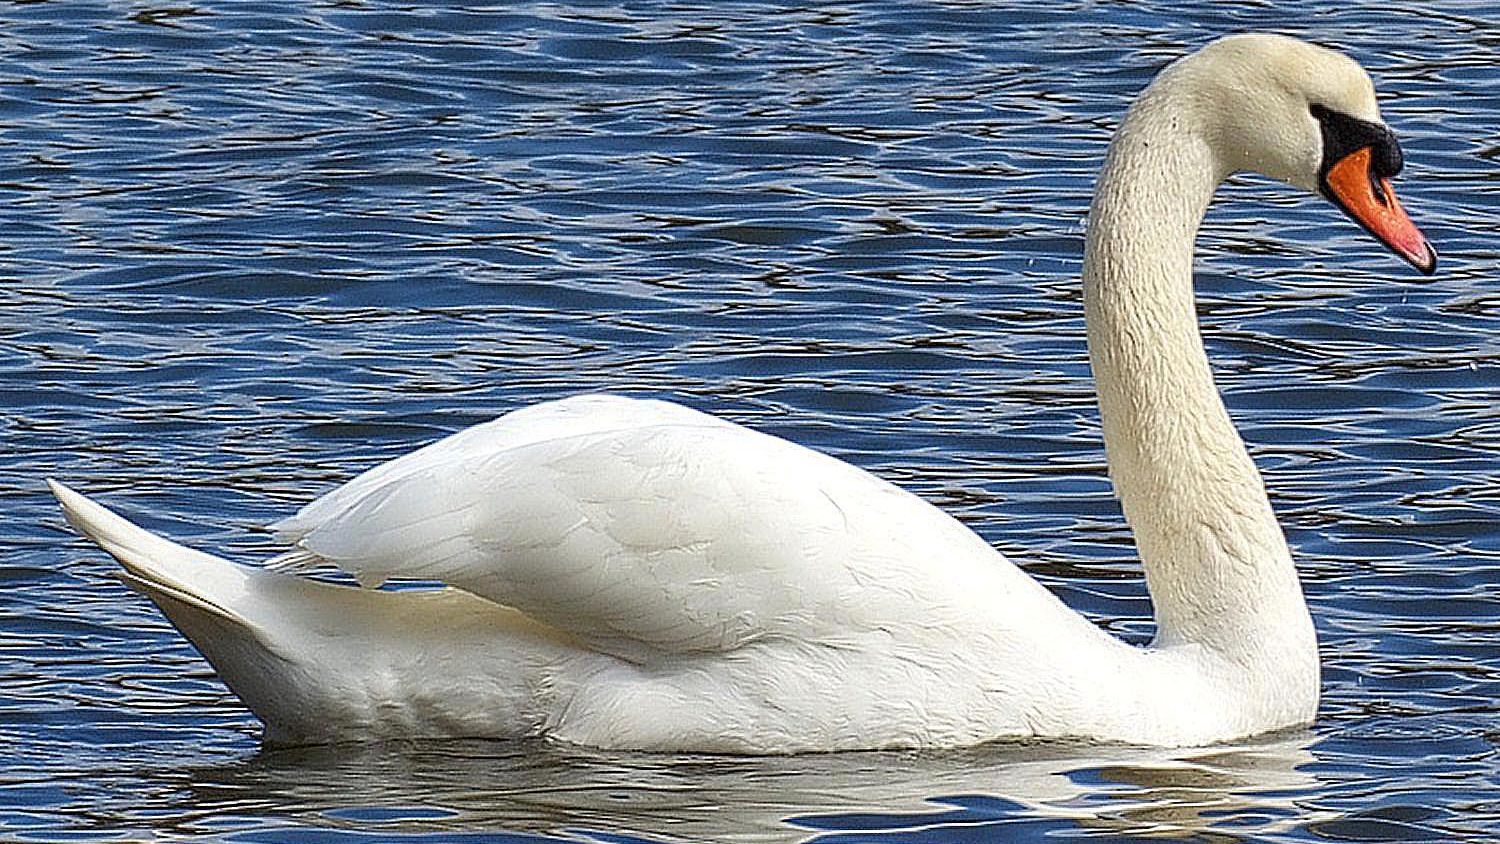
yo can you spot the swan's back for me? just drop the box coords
[270,395,1080,663]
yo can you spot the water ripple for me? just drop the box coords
[3,0,1498,842]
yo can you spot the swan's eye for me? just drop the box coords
[1310,104,1403,179]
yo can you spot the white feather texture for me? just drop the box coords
[52,34,1416,752]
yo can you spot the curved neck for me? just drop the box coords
[1081,88,1315,664]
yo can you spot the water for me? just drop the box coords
[3,0,1497,840]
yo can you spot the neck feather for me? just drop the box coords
[1081,88,1315,665]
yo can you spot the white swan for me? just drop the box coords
[50,33,1434,753]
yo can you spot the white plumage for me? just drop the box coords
[51,33,1432,752]
[271,396,1062,660]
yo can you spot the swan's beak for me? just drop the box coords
[1322,146,1436,275]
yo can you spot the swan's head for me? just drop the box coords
[1167,33,1436,273]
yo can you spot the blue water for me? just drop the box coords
[3,1,1498,841]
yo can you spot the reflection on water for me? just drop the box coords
[151,734,1326,842]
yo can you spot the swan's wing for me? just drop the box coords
[271,394,731,544]
[270,394,1035,660]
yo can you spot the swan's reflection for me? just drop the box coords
[168,732,1326,841]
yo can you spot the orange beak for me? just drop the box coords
[1322,147,1436,274]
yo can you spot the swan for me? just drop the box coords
[49,33,1435,753]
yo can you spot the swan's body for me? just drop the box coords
[51,34,1433,752]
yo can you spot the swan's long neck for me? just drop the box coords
[1081,80,1316,671]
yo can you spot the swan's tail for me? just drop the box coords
[46,480,330,739]
[49,480,256,629]
[48,480,578,745]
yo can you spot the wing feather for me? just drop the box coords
[271,394,1036,660]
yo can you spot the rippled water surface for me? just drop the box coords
[4,1,1498,841]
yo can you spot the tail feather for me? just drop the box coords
[47,480,329,740]
[48,479,582,745]
[49,479,252,627]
